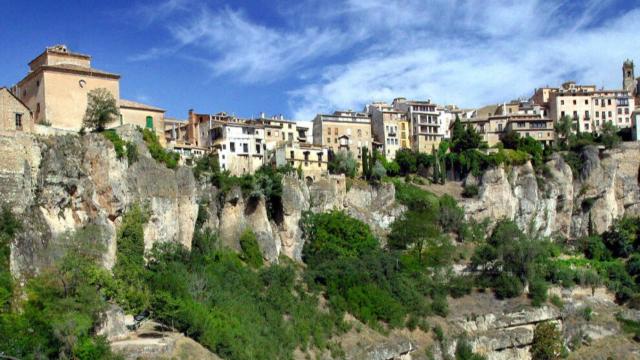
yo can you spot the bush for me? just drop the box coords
[449,275,473,298]
[549,294,563,308]
[462,184,479,198]
[529,278,548,307]
[141,128,180,169]
[239,229,263,268]
[494,273,524,299]
[455,337,487,360]
[530,321,562,360]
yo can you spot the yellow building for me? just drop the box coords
[12,45,165,139]
[275,143,328,183]
[368,102,410,159]
[392,98,442,153]
[0,87,34,133]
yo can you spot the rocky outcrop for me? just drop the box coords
[4,127,199,281]
[464,143,640,238]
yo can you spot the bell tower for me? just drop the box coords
[623,59,635,92]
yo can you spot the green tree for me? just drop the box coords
[530,321,562,360]
[599,121,621,149]
[395,148,417,174]
[328,150,357,178]
[361,147,370,180]
[554,115,573,150]
[239,229,264,268]
[83,88,120,131]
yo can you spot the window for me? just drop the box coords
[619,118,622,123]
[608,99,612,105]
[573,99,577,105]
[596,111,600,118]
[15,113,22,129]
[290,150,294,159]
[561,111,565,117]
[327,137,331,143]
[608,111,612,117]
[318,153,323,165]
[618,108,622,115]
[230,142,235,152]
[243,143,248,153]
[327,127,331,135]
[146,116,153,129]
[561,100,565,105]
[595,99,599,105]
[625,108,630,115]
[288,123,292,129]
[585,123,590,130]
[334,128,338,135]
[267,131,271,136]
[585,99,589,105]
[256,144,261,154]
[498,123,503,131]
[585,111,590,119]
[357,129,362,137]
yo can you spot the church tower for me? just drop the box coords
[623,59,635,92]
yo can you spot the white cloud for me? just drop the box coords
[132,0,640,119]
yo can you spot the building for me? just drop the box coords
[437,105,463,139]
[164,118,189,144]
[254,114,299,151]
[12,45,165,137]
[294,120,314,144]
[119,99,166,144]
[313,110,373,161]
[632,110,640,141]
[275,143,328,183]
[368,102,410,159]
[459,100,554,147]
[169,143,207,166]
[392,98,442,153]
[0,87,34,133]
[210,121,266,176]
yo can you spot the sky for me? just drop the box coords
[1,0,639,120]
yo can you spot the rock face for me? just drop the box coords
[464,143,640,238]
[208,174,404,262]
[4,127,198,280]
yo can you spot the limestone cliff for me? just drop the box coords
[464,143,640,239]
[3,127,198,281]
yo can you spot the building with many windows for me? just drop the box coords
[367,102,410,159]
[312,110,373,162]
[210,121,266,176]
[275,143,328,183]
[392,98,442,152]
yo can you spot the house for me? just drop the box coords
[275,143,328,183]
[0,87,34,133]
[210,121,266,176]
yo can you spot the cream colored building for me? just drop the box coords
[12,45,165,137]
[210,121,266,176]
[313,111,373,162]
[0,87,34,133]
[119,99,166,144]
[392,98,442,153]
[367,102,410,159]
[254,115,299,151]
[275,143,328,183]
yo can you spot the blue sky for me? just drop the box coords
[1,0,639,120]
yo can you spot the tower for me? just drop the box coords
[623,59,635,92]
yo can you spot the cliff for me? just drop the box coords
[464,143,640,239]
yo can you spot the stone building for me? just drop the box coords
[254,114,300,151]
[0,87,34,133]
[12,45,165,138]
[392,98,442,153]
[275,143,328,183]
[367,102,410,159]
[313,110,373,162]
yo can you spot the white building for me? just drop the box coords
[210,122,266,176]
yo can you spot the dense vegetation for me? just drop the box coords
[141,128,180,169]
[102,129,138,164]
[0,211,120,359]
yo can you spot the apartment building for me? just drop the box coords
[392,98,442,152]
[164,117,189,144]
[253,114,299,151]
[312,110,373,161]
[437,105,463,139]
[295,120,314,144]
[367,102,410,160]
[547,82,635,132]
[210,121,266,176]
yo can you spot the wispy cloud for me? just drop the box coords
[131,0,640,119]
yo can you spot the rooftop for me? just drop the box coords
[120,99,165,112]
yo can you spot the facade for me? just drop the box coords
[169,143,207,166]
[164,118,189,144]
[0,87,34,133]
[368,102,410,159]
[295,120,314,144]
[13,45,120,130]
[632,110,640,141]
[210,121,266,176]
[275,143,328,182]
[254,115,299,151]
[313,110,373,161]
[119,99,166,144]
[392,98,442,153]
[437,105,463,139]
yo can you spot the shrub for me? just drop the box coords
[449,275,473,298]
[582,306,593,321]
[239,229,263,268]
[529,278,548,307]
[530,321,562,360]
[462,184,479,198]
[102,130,126,159]
[494,273,524,299]
[439,195,464,233]
[126,142,138,164]
[141,128,180,169]
[549,294,563,308]
[455,337,487,360]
